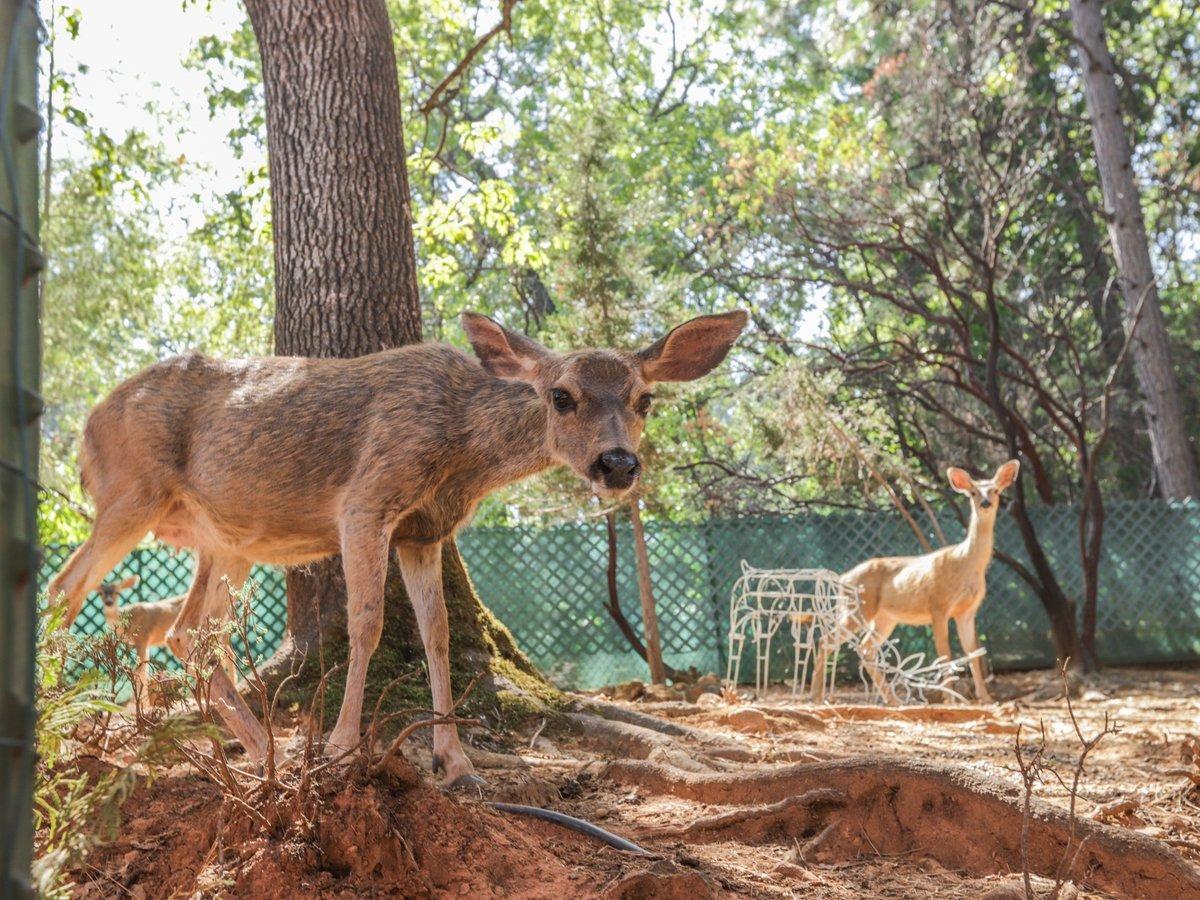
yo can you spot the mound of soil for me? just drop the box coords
[73,761,623,898]
[610,756,1200,898]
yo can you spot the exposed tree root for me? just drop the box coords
[643,788,847,844]
[619,701,710,719]
[712,706,826,734]
[566,713,722,772]
[580,699,704,737]
[601,756,1200,898]
[578,700,759,759]
[809,704,1000,724]
[565,712,753,771]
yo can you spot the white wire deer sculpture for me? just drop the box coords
[726,563,859,698]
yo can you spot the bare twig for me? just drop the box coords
[369,716,485,777]
[420,0,519,117]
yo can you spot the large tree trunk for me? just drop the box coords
[1068,0,1200,499]
[245,0,544,708]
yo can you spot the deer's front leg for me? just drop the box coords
[861,614,899,705]
[327,517,390,756]
[396,541,481,789]
[955,611,992,703]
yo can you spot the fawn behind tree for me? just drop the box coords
[99,575,236,695]
[49,310,747,785]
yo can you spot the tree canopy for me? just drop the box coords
[39,0,1200,658]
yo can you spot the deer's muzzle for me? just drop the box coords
[593,449,641,490]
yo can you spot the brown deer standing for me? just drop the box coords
[98,575,236,694]
[49,310,747,785]
[813,460,1019,704]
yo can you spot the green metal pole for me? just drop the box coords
[0,0,42,896]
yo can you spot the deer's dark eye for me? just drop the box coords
[550,388,575,413]
[635,394,653,416]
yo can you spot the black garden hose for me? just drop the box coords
[487,802,653,856]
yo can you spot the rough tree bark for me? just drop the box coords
[245,0,545,709]
[1068,0,1200,499]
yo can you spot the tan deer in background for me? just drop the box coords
[49,310,747,786]
[98,575,236,694]
[814,460,1020,704]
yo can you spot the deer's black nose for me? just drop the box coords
[595,449,641,489]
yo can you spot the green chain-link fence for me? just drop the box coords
[41,499,1200,691]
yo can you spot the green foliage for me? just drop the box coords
[32,601,198,897]
[38,0,1200,547]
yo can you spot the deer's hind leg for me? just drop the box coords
[166,552,268,760]
[327,515,391,757]
[48,492,159,626]
[134,640,151,696]
[396,541,480,788]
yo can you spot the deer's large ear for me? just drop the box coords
[113,574,139,592]
[947,467,974,494]
[994,459,1020,490]
[462,312,554,382]
[637,310,748,383]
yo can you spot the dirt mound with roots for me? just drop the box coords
[76,760,617,898]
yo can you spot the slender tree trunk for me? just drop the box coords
[1078,475,1103,669]
[245,0,542,701]
[603,510,678,679]
[982,294,1088,669]
[1009,486,1087,668]
[1068,0,1200,499]
[245,0,416,665]
[628,500,666,684]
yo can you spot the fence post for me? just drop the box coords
[0,0,42,895]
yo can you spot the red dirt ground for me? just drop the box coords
[64,667,1200,898]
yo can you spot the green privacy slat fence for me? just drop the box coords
[40,499,1200,690]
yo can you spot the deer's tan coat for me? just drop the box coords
[49,311,746,784]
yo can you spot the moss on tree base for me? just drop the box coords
[273,540,562,732]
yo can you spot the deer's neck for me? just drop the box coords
[955,510,996,570]
[457,375,554,495]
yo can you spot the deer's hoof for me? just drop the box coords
[445,773,488,792]
[433,751,484,791]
